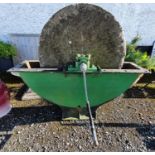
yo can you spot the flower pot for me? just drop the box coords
[0,80,11,118]
[0,57,14,71]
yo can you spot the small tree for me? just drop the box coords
[125,35,155,71]
[0,41,16,58]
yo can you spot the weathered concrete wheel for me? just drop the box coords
[39,4,126,69]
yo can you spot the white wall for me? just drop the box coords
[98,3,155,46]
[0,3,155,46]
[0,3,67,42]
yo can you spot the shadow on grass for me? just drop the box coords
[124,86,155,98]
[124,72,155,99]
[14,84,29,100]
[138,72,155,83]
[0,72,22,84]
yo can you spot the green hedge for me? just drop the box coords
[125,35,155,71]
[0,41,16,58]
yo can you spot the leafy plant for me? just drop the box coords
[125,35,155,71]
[0,40,16,58]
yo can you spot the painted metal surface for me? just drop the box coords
[19,71,140,108]
[9,60,148,108]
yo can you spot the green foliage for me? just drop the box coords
[0,40,16,58]
[125,35,155,71]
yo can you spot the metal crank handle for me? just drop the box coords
[80,63,99,146]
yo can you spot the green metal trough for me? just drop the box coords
[9,59,149,145]
[9,60,148,108]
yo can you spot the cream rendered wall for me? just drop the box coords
[0,3,154,62]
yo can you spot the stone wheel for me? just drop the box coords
[39,4,126,69]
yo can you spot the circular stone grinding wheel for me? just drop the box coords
[39,4,126,69]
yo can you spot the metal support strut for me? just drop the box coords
[80,63,99,146]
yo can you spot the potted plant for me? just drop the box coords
[0,40,16,71]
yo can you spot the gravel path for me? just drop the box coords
[0,73,155,152]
